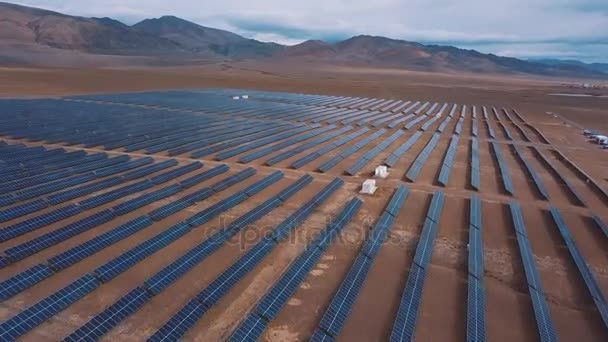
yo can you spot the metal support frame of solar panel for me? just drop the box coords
[228,198,362,342]
[264,126,353,166]
[437,135,460,186]
[510,145,549,200]
[509,202,558,342]
[318,129,388,173]
[313,186,408,341]
[345,130,404,175]
[390,191,445,342]
[290,127,370,169]
[549,208,608,327]
[467,195,485,341]
[147,178,343,342]
[490,142,514,195]
[525,123,550,144]
[405,133,441,182]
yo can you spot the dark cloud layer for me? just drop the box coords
[11,0,608,62]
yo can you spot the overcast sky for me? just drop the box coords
[12,0,608,62]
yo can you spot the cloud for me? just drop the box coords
[9,0,608,62]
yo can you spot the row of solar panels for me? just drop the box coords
[467,196,486,341]
[390,191,445,341]
[511,145,550,200]
[405,133,441,182]
[290,127,370,169]
[229,198,362,342]
[0,157,185,243]
[0,163,230,276]
[490,142,514,195]
[0,170,292,340]
[437,135,460,186]
[312,186,409,341]
[509,202,558,342]
[318,129,387,173]
[552,149,608,205]
[468,138,480,192]
[145,178,344,341]
[531,148,585,206]
[548,208,608,329]
[345,130,404,175]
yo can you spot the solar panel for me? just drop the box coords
[0,198,48,222]
[466,275,486,342]
[122,159,178,180]
[179,164,229,189]
[384,132,422,168]
[405,133,441,182]
[0,274,99,340]
[318,254,371,337]
[150,161,203,184]
[78,180,153,210]
[390,263,426,342]
[211,168,256,193]
[310,329,336,342]
[113,184,182,216]
[147,299,208,342]
[242,171,283,196]
[491,142,514,195]
[227,315,268,342]
[94,223,191,282]
[275,174,314,202]
[511,145,549,200]
[65,287,152,341]
[345,130,404,175]
[4,209,115,262]
[48,176,123,205]
[94,157,152,178]
[0,203,82,243]
[48,215,154,270]
[0,264,54,301]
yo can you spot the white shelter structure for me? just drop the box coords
[374,165,389,178]
[360,179,377,194]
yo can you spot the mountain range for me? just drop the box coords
[0,1,605,78]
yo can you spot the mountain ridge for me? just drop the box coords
[0,1,604,78]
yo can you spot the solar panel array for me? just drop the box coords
[228,198,362,341]
[509,202,558,342]
[511,145,549,200]
[470,138,481,191]
[405,133,441,182]
[0,171,285,338]
[290,127,370,169]
[312,186,409,341]
[147,178,343,341]
[390,191,445,342]
[531,148,584,206]
[318,129,387,173]
[437,135,460,186]
[490,142,514,195]
[467,196,486,341]
[0,165,236,300]
[384,132,422,168]
[548,208,608,328]
[345,130,404,175]
[64,174,316,341]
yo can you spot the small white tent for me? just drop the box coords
[375,165,389,178]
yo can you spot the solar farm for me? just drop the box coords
[0,88,607,341]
